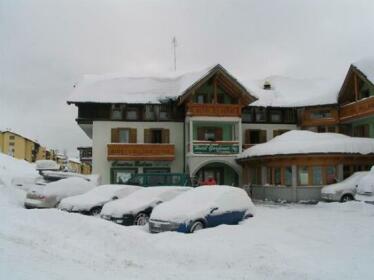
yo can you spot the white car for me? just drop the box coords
[356,170,374,204]
[24,177,97,209]
[149,185,256,233]
[321,172,368,202]
[58,185,141,215]
[101,186,191,226]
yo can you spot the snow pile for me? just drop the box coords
[244,76,341,107]
[43,177,96,201]
[1,187,374,279]
[0,153,39,187]
[101,186,191,217]
[321,171,368,194]
[58,184,141,212]
[238,130,374,159]
[68,66,218,104]
[353,57,374,83]
[151,185,255,223]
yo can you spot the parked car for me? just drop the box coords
[101,186,191,226]
[58,184,141,215]
[24,177,97,209]
[120,173,192,187]
[149,185,256,233]
[40,170,100,184]
[321,171,368,202]
[355,169,374,204]
[35,160,60,172]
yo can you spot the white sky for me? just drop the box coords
[1,0,374,155]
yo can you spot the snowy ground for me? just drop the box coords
[1,185,374,280]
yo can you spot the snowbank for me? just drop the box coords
[244,76,341,107]
[0,153,39,187]
[151,185,255,223]
[238,130,374,159]
[101,186,191,217]
[43,177,96,201]
[58,184,141,212]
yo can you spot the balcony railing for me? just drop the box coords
[192,141,240,155]
[107,144,175,161]
[187,103,242,117]
[300,109,339,127]
[340,97,374,122]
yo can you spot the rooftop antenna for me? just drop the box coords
[172,36,177,71]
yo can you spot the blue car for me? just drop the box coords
[149,185,255,233]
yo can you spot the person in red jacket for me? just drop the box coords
[204,177,217,185]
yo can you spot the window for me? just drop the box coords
[353,124,369,137]
[312,167,323,185]
[326,166,337,183]
[151,129,162,143]
[245,129,267,144]
[159,105,169,120]
[284,166,292,186]
[197,127,223,141]
[9,135,15,140]
[298,166,309,185]
[310,110,332,119]
[143,168,170,174]
[273,129,289,138]
[284,109,296,123]
[196,94,205,104]
[242,108,253,122]
[274,167,281,185]
[144,129,170,143]
[125,106,138,120]
[111,104,122,120]
[119,129,129,143]
[9,142,15,146]
[144,105,156,120]
[360,89,370,99]
[255,108,266,122]
[270,110,282,123]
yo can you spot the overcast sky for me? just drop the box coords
[1,0,374,156]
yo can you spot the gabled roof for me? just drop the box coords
[67,64,256,105]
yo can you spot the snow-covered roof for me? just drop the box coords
[68,158,81,164]
[238,130,374,159]
[68,66,218,104]
[352,57,374,84]
[244,76,341,108]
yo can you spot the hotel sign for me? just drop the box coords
[193,144,239,154]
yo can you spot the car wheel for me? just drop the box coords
[135,213,149,226]
[190,221,204,233]
[341,194,354,203]
[89,206,102,216]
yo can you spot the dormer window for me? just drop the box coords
[263,81,271,90]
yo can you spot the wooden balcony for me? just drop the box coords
[340,97,374,122]
[187,103,242,117]
[300,108,339,127]
[107,144,175,161]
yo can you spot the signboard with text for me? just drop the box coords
[193,144,239,154]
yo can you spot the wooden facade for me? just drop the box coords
[187,103,242,117]
[300,107,339,127]
[339,96,374,122]
[107,143,175,161]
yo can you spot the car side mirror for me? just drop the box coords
[210,207,219,214]
[112,196,119,200]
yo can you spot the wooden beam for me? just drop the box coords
[213,76,218,104]
[354,73,359,101]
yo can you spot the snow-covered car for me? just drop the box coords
[355,169,374,204]
[40,170,100,184]
[321,171,368,202]
[149,185,255,233]
[24,177,97,209]
[58,184,141,215]
[101,186,191,226]
[35,160,60,172]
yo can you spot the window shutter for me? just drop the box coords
[197,127,205,141]
[111,128,119,143]
[162,129,170,144]
[215,127,223,141]
[144,129,152,143]
[129,128,137,143]
[245,129,251,144]
[259,130,267,143]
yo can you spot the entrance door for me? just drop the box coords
[197,167,224,185]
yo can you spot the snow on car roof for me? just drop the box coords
[238,130,374,159]
[67,66,216,104]
[43,177,96,200]
[244,76,341,107]
[151,185,254,223]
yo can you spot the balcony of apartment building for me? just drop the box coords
[107,127,175,161]
[187,121,241,156]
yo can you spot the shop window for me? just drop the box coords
[255,108,266,122]
[270,110,282,123]
[274,167,282,185]
[111,168,137,184]
[197,127,223,141]
[312,167,323,185]
[251,167,262,185]
[353,124,369,137]
[143,168,170,174]
[245,129,267,144]
[298,166,309,185]
[327,166,337,183]
[267,167,273,185]
[284,166,292,186]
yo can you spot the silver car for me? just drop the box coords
[321,172,368,202]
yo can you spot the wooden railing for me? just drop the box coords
[340,97,374,122]
[187,103,242,117]
[107,144,175,161]
[300,108,339,127]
